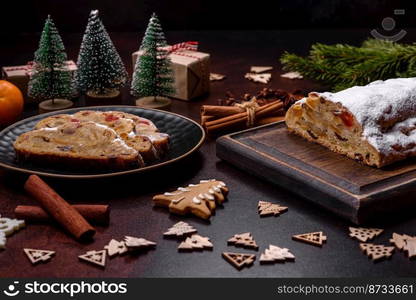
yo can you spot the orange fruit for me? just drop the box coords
[0,80,24,126]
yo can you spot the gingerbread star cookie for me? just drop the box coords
[153,179,228,220]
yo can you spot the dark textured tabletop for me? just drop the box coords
[1,30,416,277]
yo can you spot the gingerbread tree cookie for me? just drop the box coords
[164,221,197,238]
[228,232,258,250]
[222,252,256,270]
[153,179,228,219]
[258,201,288,217]
[360,243,394,261]
[349,227,383,242]
[178,234,213,251]
[292,231,327,247]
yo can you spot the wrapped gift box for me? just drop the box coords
[132,47,210,101]
[1,60,77,103]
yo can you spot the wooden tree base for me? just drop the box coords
[86,89,121,99]
[85,90,121,105]
[135,96,172,110]
[38,99,74,114]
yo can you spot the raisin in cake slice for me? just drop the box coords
[35,111,168,162]
[98,111,169,155]
[14,121,143,170]
[285,78,416,167]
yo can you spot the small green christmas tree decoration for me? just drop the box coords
[280,39,416,91]
[131,13,175,109]
[76,10,127,98]
[28,15,74,112]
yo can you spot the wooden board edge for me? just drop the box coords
[216,134,361,224]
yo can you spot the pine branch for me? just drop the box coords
[280,39,416,91]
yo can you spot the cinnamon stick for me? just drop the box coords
[201,105,244,118]
[205,101,283,133]
[24,175,96,240]
[15,205,110,225]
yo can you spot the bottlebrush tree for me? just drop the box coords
[76,10,127,96]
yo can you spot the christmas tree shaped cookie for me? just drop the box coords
[153,179,228,219]
[390,233,411,250]
[104,239,128,257]
[0,216,25,250]
[0,216,25,236]
[76,10,127,98]
[390,233,416,258]
[79,250,107,268]
[360,243,394,261]
[124,236,156,250]
[178,234,213,251]
[292,231,327,247]
[0,232,5,250]
[258,201,288,217]
[222,252,256,270]
[403,239,416,258]
[227,232,258,250]
[259,245,295,264]
[163,221,197,238]
[24,248,55,265]
[349,227,383,242]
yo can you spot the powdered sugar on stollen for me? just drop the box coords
[317,78,416,156]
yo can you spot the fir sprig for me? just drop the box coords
[280,39,416,91]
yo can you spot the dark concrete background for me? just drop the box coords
[0,0,414,35]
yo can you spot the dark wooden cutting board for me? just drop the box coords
[216,122,416,224]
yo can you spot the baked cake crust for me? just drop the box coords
[14,110,170,170]
[14,122,142,170]
[285,78,416,167]
[34,110,169,162]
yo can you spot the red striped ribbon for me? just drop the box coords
[3,61,75,74]
[163,41,199,54]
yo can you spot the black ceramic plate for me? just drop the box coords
[0,106,205,178]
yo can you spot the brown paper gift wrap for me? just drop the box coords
[132,50,210,101]
[1,60,77,103]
